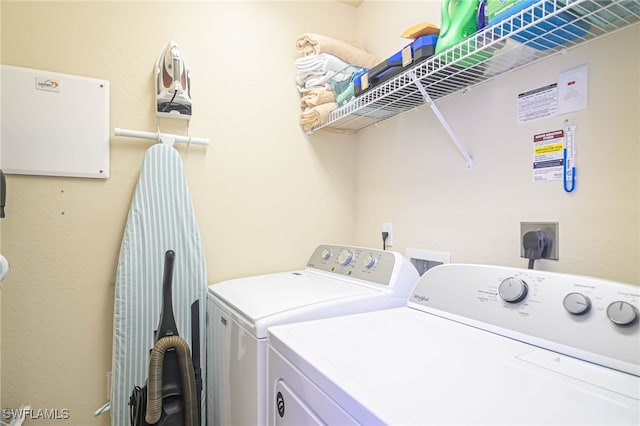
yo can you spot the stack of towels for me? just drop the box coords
[296,33,379,131]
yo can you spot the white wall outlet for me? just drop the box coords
[382,223,393,247]
[405,248,451,276]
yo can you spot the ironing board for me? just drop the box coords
[111,143,207,426]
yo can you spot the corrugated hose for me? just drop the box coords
[145,335,198,426]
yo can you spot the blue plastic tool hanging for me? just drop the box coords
[563,124,576,193]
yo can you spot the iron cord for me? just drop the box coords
[162,90,178,112]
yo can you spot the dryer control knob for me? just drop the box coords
[364,254,377,269]
[606,301,638,326]
[337,249,354,266]
[320,248,332,261]
[563,292,591,315]
[498,277,528,303]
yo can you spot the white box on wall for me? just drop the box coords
[0,65,110,179]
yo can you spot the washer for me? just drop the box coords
[268,264,640,425]
[206,244,419,426]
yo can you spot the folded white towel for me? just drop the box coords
[298,85,331,93]
[295,71,326,88]
[304,71,335,88]
[295,54,350,87]
[295,53,349,73]
[297,70,337,92]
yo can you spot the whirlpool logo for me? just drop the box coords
[35,77,60,92]
[413,294,430,303]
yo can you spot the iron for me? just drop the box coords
[155,41,192,120]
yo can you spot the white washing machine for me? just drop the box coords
[206,244,419,426]
[268,264,640,425]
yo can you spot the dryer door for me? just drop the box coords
[268,344,359,425]
[274,380,323,425]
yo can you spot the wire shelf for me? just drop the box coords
[309,0,640,134]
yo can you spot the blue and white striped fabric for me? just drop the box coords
[111,143,207,426]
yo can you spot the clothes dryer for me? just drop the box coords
[206,244,419,426]
[268,264,640,425]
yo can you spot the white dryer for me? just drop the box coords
[268,264,640,425]
[206,244,419,426]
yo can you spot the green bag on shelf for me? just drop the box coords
[435,0,491,67]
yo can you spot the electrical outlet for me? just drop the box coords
[382,223,393,247]
[520,222,559,260]
[405,248,450,276]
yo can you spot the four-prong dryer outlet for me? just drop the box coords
[206,244,419,426]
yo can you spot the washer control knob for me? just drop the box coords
[320,248,332,261]
[498,277,528,303]
[337,249,354,266]
[364,254,377,269]
[563,292,591,315]
[606,301,638,326]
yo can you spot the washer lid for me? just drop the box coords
[268,308,640,425]
[209,270,375,324]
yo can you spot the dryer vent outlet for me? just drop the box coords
[405,249,451,276]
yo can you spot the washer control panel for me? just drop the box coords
[306,244,400,286]
[409,264,640,375]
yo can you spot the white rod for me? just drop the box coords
[409,72,473,169]
[93,401,111,417]
[114,128,209,146]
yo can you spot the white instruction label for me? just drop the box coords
[518,83,557,123]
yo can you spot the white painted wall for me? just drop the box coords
[354,1,639,284]
[0,1,637,423]
[0,1,357,423]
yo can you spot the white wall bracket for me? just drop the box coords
[409,71,473,169]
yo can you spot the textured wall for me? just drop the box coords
[354,2,639,284]
[2,1,637,424]
[0,1,358,423]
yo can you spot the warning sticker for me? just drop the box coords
[533,130,564,182]
[518,83,558,123]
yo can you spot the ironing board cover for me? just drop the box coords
[111,143,207,426]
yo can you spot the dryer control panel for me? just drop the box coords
[306,244,415,288]
[409,264,640,376]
